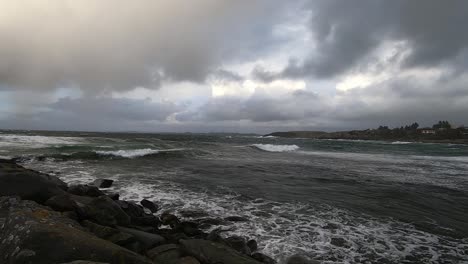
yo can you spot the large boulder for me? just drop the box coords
[92,179,114,188]
[0,198,152,264]
[180,239,262,264]
[68,184,105,197]
[146,244,182,264]
[82,220,136,248]
[131,215,161,228]
[140,199,158,213]
[117,226,166,250]
[251,253,276,264]
[116,200,145,218]
[177,256,201,264]
[161,212,180,227]
[225,236,251,255]
[0,159,67,203]
[84,196,131,227]
[60,261,109,264]
[45,194,79,212]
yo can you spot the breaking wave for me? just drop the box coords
[0,134,83,148]
[252,144,300,152]
[95,148,161,158]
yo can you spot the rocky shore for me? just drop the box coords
[0,158,303,264]
[265,131,468,145]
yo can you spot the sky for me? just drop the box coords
[1,0,468,133]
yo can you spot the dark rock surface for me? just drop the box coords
[45,194,79,212]
[225,235,251,255]
[82,220,136,248]
[251,252,277,264]
[146,244,182,263]
[161,212,180,227]
[224,215,249,222]
[180,239,262,264]
[92,179,114,188]
[68,184,105,197]
[117,200,145,218]
[85,196,131,227]
[0,159,66,203]
[140,199,159,213]
[0,159,279,264]
[177,256,201,264]
[0,198,152,264]
[117,226,166,250]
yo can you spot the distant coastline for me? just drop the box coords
[265,123,468,145]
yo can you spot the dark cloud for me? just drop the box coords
[267,0,468,80]
[0,1,286,92]
[177,90,327,123]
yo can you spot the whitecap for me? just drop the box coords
[95,148,160,158]
[252,144,299,152]
[0,134,83,148]
[391,141,413,144]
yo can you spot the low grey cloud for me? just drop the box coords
[177,90,328,123]
[2,96,183,131]
[256,0,468,80]
[2,1,468,133]
[0,0,286,92]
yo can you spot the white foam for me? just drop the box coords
[391,141,413,144]
[0,134,83,148]
[253,144,299,152]
[113,180,468,263]
[95,148,160,158]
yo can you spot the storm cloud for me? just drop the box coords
[1,0,468,132]
[0,0,284,92]
[256,0,468,80]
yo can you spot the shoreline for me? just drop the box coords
[265,131,468,145]
[0,158,282,264]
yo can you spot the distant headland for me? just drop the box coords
[265,121,468,144]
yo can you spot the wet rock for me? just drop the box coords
[68,184,105,197]
[107,193,120,200]
[140,199,158,213]
[247,239,258,252]
[225,236,251,255]
[117,226,166,250]
[206,230,224,243]
[82,220,135,248]
[161,212,180,227]
[224,216,249,222]
[132,225,157,233]
[323,223,340,230]
[146,244,182,264]
[180,239,262,264]
[117,200,145,218]
[85,196,131,227]
[197,217,226,229]
[131,215,161,228]
[177,256,201,264]
[60,260,110,264]
[45,194,78,212]
[176,221,204,237]
[163,232,189,244]
[179,209,209,218]
[92,179,114,188]
[0,160,67,203]
[330,237,349,248]
[0,199,152,264]
[286,254,319,264]
[251,253,276,264]
[62,210,80,221]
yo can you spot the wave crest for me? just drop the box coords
[252,144,299,152]
[95,148,160,158]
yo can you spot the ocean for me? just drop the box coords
[1,130,467,263]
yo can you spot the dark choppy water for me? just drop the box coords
[1,130,468,263]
